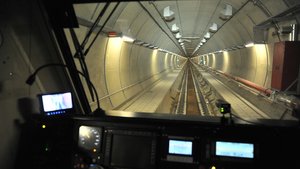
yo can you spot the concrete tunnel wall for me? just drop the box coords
[66,28,179,111]
[71,0,300,101]
[68,2,186,111]
[197,0,299,55]
[200,43,273,88]
[103,37,176,110]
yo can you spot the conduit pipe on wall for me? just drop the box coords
[235,77,273,96]
[204,66,300,118]
[213,69,273,96]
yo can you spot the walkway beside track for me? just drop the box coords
[199,70,270,119]
[116,70,180,113]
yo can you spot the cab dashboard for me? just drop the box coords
[15,110,300,169]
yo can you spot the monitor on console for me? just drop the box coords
[38,92,73,115]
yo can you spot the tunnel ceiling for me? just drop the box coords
[73,0,298,57]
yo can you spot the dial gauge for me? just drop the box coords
[78,126,102,151]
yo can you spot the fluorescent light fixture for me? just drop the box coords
[122,35,135,43]
[245,42,254,48]
[204,33,210,39]
[209,23,218,33]
[176,33,182,39]
[172,24,180,33]
[220,4,232,20]
[163,6,175,21]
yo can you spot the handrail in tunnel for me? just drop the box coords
[89,69,171,108]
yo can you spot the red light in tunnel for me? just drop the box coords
[108,32,118,37]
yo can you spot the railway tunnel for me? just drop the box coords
[1,0,300,169]
[59,0,300,120]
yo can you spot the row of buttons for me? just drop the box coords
[46,110,66,116]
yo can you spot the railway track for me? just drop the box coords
[174,60,269,120]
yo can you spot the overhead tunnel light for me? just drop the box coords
[107,32,135,43]
[204,33,210,39]
[209,23,218,33]
[107,31,121,37]
[245,42,254,48]
[122,35,135,43]
[220,4,232,20]
[163,6,175,22]
[176,33,182,39]
[172,24,180,33]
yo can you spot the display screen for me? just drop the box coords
[168,140,193,155]
[110,134,155,169]
[40,92,73,112]
[216,141,254,159]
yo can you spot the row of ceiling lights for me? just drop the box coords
[107,3,233,57]
[162,6,187,55]
[198,41,255,56]
[192,4,233,56]
[162,4,233,56]
[107,31,159,49]
[134,39,181,57]
[107,32,181,57]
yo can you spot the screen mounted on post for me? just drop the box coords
[39,92,73,115]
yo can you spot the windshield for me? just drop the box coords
[63,1,300,123]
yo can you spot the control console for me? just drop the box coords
[16,111,300,169]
